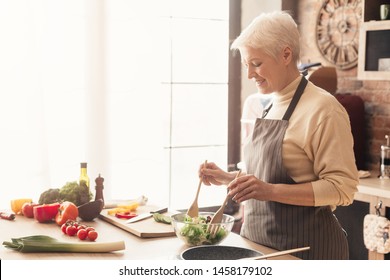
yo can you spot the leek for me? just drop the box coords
[2,235,125,253]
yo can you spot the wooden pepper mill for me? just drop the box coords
[95,174,105,206]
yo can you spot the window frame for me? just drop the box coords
[228,0,242,172]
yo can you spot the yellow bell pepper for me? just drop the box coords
[10,198,33,214]
[107,202,139,215]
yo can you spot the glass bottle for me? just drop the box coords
[79,162,90,189]
[380,135,390,179]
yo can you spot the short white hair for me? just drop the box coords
[231,11,300,63]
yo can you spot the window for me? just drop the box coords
[0,0,232,210]
[107,0,230,209]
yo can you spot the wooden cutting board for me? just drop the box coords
[98,205,176,238]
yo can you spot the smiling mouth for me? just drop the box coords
[255,79,265,87]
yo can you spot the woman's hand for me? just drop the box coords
[227,174,315,206]
[227,174,272,203]
[198,162,237,186]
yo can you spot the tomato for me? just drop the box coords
[33,203,61,223]
[77,229,88,240]
[66,225,77,236]
[77,224,86,231]
[85,226,95,233]
[58,219,99,241]
[21,202,40,218]
[87,230,98,241]
[61,223,68,234]
[55,201,79,226]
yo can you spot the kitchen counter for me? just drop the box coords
[3,175,389,261]
[357,174,390,215]
[358,175,390,200]
[0,213,300,260]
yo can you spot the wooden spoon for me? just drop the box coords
[186,160,207,218]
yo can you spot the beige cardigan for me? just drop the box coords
[264,76,359,208]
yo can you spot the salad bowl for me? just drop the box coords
[171,211,235,247]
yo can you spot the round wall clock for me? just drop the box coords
[315,0,362,70]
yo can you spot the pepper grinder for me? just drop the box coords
[380,135,390,179]
[95,174,105,206]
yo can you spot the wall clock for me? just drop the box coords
[315,0,362,70]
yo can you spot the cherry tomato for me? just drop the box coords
[77,229,88,240]
[77,224,86,231]
[66,225,77,236]
[85,226,95,233]
[87,230,98,241]
[61,223,68,234]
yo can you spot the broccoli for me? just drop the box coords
[38,188,61,204]
[38,181,92,206]
[59,181,92,206]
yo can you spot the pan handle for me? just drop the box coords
[240,246,310,260]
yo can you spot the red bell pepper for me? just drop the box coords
[115,212,137,219]
[55,201,79,226]
[33,203,60,223]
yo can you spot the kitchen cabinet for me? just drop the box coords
[354,192,390,260]
[355,177,390,260]
[334,200,369,259]
[335,176,390,260]
[358,0,390,80]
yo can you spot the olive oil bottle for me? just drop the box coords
[79,162,90,189]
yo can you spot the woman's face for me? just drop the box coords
[240,46,288,94]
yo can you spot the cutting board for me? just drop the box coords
[98,205,176,238]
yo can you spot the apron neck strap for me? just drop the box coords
[282,77,308,121]
[261,77,308,120]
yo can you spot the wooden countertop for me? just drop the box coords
[0,214,300,260]
[3,175,388,261]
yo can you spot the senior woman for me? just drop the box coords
[199,11,358,260]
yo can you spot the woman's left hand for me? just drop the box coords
[227,174,272,203]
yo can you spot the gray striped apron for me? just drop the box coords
[241,77,348,260]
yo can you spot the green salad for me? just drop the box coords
[179,215,228,246]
